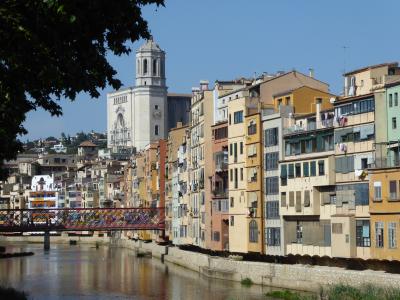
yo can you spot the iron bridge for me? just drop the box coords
[0,208,165,232]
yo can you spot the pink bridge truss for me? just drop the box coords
[0,208,165,232]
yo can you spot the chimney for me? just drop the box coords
[199,80,209,91]
[309,68,314,78]
[316,98,322,126]
[191,87,200,96]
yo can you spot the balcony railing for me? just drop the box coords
[212,187,228,198]
[284,119,334,136]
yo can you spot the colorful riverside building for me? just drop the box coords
[207,78,253,251]
[367,77,400,261]
[164,123,189,244]
[189,81,222,248]
[329,62,400,259]
[209,120,229,250]
[224,70,331,254]
[280,102,336,257]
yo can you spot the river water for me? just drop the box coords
[0,243,284,300]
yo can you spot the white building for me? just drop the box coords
[28,175,59,209]
[107,38,190,152]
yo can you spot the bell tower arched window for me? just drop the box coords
[137,59,140,75]
[153,59,157,76]
[143,59,148,75]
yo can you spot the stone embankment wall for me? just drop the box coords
[2,235,400,293]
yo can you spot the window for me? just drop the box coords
[233,111,243,124]
[335,156,355,174]
[266,201,279,219]
[240,168,243,181]
[295,163,301,177]
[390,181,398,200]
[248,121,257,135]
[230,197,234,207]
[289,191,295,207]
[152,59,157,76]
[155,104,159,110]
[213,231,220,241]
[229,114,231,125]
[234,143,237,161]
[389,222,397,249]
[248,167,257,183]
[249,220,258,243]
[281,164,287,186]
[389,94,393,107]
[356,220,371,247]
[264,128,278,146]
[288,164,294,179]
[230,169,233,182]
[234,168,238,189]
[266,177,279,195]
[374,182,382,201]
[332,223,343,234]
[375,222,384,248]
[393,117,397,129]
[230,216,234,226]
[281,192,287,207]
[310,161,316,176]
[265,152,279,170]
[143,59,148,74]
[304,190,310,207]
[295,191,301,212]
[361,158,368,170]
[154,125,159,135]
[318,160,325,176]
[395,93,399,106]
[266,228,280,246]
[240,142,243,155]
[229,143,233,156]
[214,127,227,139]
[303,162,309,177]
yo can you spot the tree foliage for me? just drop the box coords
[0,0,163,173]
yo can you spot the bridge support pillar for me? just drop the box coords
[44,231,50,251]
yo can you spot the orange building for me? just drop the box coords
[369,166,400,260]
[209,121,229,251]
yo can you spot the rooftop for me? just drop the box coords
[344,62,398,76]
[78,141,97,147]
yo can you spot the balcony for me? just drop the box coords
[215,151,228,172]
[284,119,334,136]
[212,187,228,198]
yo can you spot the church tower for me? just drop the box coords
[135,37,166,87]
[132,38,168,150]
[107,38,172,153]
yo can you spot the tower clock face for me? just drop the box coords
[153,110,162,119]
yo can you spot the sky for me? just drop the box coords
[22,0,400,141]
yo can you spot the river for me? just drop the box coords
[0,243,283,300]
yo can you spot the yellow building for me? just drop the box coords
[369,166,400,261]
[245,113,264,253]
[227,92,264,253]
[272,86,333,114]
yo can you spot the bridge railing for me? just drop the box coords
[0,207,165,232]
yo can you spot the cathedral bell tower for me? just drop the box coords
[135,37,166,88]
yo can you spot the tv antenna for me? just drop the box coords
[342,46,349,74]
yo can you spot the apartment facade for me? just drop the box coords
[209,121,229,251]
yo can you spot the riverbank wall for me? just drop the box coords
[2,235,400,293]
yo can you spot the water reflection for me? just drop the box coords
[0,243,274,300]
